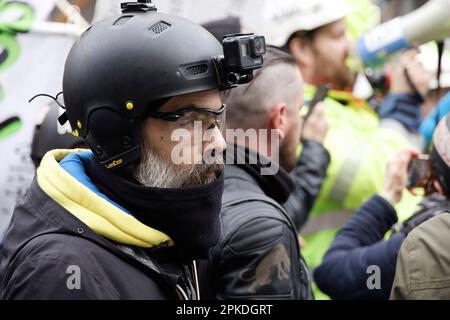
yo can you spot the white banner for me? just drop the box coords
[0,0,76,238]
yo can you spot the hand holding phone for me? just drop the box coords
[301,84,330,143]
[381,149,418,205]
[303,84,330,121]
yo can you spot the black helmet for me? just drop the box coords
[430,114,450,194]
[31,102,85,168]
[62,1,224,170]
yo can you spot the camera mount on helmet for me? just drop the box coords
[121,0,156,13]
[214,33,266,90]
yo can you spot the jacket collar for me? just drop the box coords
[225,143,295,204]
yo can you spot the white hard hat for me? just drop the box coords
[417,40,450,89]
[258,0,351,47]
[93,0,350,47]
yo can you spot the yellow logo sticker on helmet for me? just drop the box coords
[106,159,123,169]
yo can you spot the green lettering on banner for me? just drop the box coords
[0,0,34,72]
[0,116,22,140]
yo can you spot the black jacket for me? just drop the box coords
[198,144,313,300]
[0,180,197,300]
[284,140,330,230]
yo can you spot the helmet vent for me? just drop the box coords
[185,64,208,76]
[149,21,171,35]
[113,15,133,26]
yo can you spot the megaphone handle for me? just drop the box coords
[404,68,424,101]
[436,41,444,92]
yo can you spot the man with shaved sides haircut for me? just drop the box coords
[198,47,330,300]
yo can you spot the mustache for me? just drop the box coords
[202,147,225,165]
[177,162,224,187]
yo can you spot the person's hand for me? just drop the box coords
[389,49,433,97]
[298,236,307,250]
[301,102,329,144]
[380,149,419,205]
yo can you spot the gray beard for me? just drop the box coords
[134,143,223,189]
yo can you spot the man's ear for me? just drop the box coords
[289,37,312,67]
[269,103,288,140]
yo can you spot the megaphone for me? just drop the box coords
[358,0,450,69]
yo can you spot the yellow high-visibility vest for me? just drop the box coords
[300,85,422,300]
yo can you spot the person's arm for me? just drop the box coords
[314,149,415,300]
[379,50,431,133]
[379,93,424,132]
[285,139,330,230]
[313,195,405,300]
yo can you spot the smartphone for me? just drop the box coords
[407,154,431,189]
[303,84,330,121]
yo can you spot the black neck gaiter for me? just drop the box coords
[89,160,224,261]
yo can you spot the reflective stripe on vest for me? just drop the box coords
[300,210,355,236]
[328,142,370,204]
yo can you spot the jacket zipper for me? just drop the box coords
[176,284,189,300]
[191,260,200,300]
[175,261,200,300]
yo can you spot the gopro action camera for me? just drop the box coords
[214,33,266,89]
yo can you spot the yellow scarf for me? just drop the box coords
[36,149,174,248]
